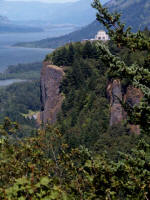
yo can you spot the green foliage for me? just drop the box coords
[0,117,19,136]
[0,62,42,136]
[0,62,42,80]
[0,123,150,199]
[0,1,150,199]
[45,41,100,66]
[49,42,110,148]
[94,124,150,161]
[92,0,150,134]
[0,80,40,135]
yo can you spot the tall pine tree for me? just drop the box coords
[92,0,150,134]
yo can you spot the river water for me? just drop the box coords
[0,27,73,85]
[0,79,27,86]
[0,27,74,72]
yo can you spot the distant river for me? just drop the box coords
[0,79,27,86]
[0,27,74,72]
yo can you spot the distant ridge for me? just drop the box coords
[0,0,97,26]
[0,24,43,33]
[15,20,102,49]
[0,15,43,33]
[15,0,150,48]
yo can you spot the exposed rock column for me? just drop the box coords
[107,79,143,134]
[107,79,123,126]
[40,62,64,125]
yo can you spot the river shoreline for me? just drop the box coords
[0,79,28,87]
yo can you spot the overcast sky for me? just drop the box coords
[5,0,108,3]
[5,0,84,2]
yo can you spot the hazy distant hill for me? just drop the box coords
[0,15,43,33]
[0,15,9,24]
[106,0,150,31]
[15,21,102,48]
[0,24,43,33]
[0,0,105,26]
[15,0,150,48]
[0,0,108,33]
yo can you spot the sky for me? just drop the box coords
[0,0,109,22]
[4,0,109,3]
[5,0,83,2]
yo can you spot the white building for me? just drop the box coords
[95,30,109,41]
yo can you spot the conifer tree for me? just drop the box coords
[82,41,93,58]
[92,0,150,134]
[68,43,75,65]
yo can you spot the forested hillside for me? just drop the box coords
[106,0,150,32]
[1,30,150,199]
[0,0,150,199]
[44,31,150,154]
[0,62,42,137]
[0,62,42,80]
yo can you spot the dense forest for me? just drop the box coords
[0,80,40,137]
[0,62,42,80]
[0,0,150,199]
[0,62,42,137]
[45,28,150,157]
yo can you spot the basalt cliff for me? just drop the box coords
[40,62,142,134]
[107,79,143,134]
[40,62,64,124]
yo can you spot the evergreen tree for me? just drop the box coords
[67,43,75,65]
[92,0,150,134]
[82,41,93,58]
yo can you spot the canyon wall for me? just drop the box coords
[40,62,64,125]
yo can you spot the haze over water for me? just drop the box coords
[0,27,73,72]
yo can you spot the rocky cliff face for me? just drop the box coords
[40,61,143,132]
[107,79,123,126]
[40,62,64,125]
[107,79,143,133]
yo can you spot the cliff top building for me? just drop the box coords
[82,30,109,43]
[95,30,109,41]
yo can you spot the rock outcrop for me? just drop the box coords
[40,60,143,132]
[107,79,143,133]
[40,62,64,125]
[107,79,123,126]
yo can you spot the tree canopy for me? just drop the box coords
[0,0,150,199]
